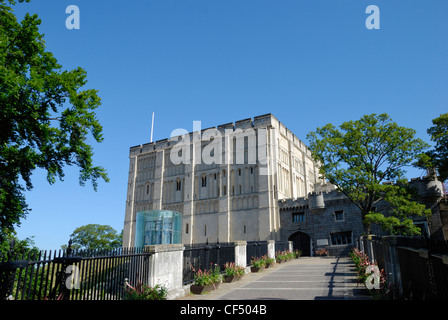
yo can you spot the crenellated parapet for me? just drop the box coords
[128,113,312,157]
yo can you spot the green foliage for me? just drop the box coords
[66,224,122,250]
[250,256,266,268]
[192,267,213,286]
[349,248,390,299]
[0,0,109,242]
[418,113,448,181]
[307,113,431,235]
[124,281,168,300]
[0,229,38,259]
[223,262,245,277]
[209,264,222,284]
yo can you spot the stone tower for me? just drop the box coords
[122,114,323,247]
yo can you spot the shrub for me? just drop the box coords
[315,248,329,256]
[293,250,302,258]
[224,262,245,277]
[275,250,294,262]
[124,280,167,300]
[192,267,212,286]
[261,255,276,265]
[250,257,266,268]
[349,248,390,299]
[209,264,222,284]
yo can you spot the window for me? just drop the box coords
[330,231,352,246]
[176,180,182,191]
[238,169,241,176]
[202,176,207,187]
[292,212,305,223]
[250,167,254,174]
[334,210,344,221]
[185,223,189,234]
[146,184,150,194]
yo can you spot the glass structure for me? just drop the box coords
[135,210,182,247]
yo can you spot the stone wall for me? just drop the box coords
[123,113,323,247]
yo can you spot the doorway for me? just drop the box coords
[288,231,311,256]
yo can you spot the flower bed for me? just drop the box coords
[349,248,390,299]
[190,265,222,294]
[275,250,295,263]
[223,262,245,282]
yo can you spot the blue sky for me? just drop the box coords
[11,0,448,250]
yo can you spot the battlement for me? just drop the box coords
[129,113,311,156]
[279,176,445,212]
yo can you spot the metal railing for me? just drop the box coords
[246,241,268,265]
[358,235,448,300]
[0,242,152,300]
[182,241,236,284]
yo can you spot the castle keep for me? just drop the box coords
[122,114,324,247]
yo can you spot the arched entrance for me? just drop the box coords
[288,231,311,256]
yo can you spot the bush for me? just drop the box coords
[275,250,294,262]
[250,257,266,268]
[261,255,276,266]
[224,262,245,277]
[349,248,390,299]
[124,280,167,300]
[192,267,213,286]
[293,250,302,258]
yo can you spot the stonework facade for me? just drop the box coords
[122,114,324,247]
[279,176,447,256]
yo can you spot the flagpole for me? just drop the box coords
[150,112,154,143]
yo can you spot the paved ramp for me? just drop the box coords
[179,257,371,300]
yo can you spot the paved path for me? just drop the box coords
[178,257,371,300]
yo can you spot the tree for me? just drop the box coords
[0,0,109,242]
[0,229,39,259]
[306,113,431,235]
[66,224,122,250]
[424,113,448,182]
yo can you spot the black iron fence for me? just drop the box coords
[183,242,236,284]
[2,239,294,299]
[359,235,448,300]
[246,241,268,265]
[274,241,290,253]
[0,242,152,300]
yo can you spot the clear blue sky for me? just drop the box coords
[12,0,448,250]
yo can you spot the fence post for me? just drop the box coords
[267,240,275,259]
[233,241,247,270]
[382,236,403,298]
[367,235,375,263]
[146,244,185,299]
